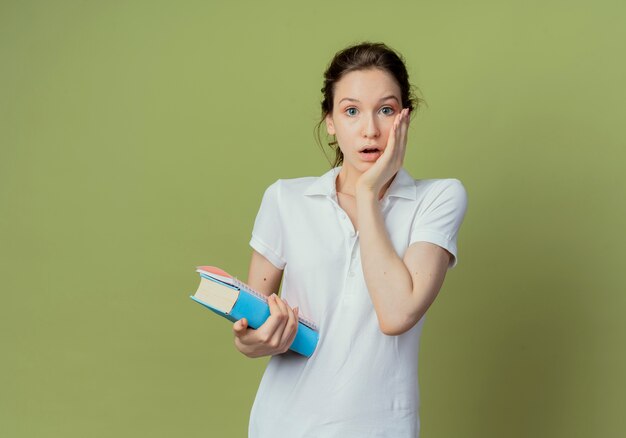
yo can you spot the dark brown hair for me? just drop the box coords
[314,41,425,168]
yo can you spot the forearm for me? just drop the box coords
[356,189,415,334]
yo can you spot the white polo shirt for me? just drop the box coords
[248,166,468,438]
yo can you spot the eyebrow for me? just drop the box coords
[339,95,400,104]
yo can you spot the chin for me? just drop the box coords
[343,158,376,173]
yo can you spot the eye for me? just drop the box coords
[345,107,358,116]
[380,106,394,115]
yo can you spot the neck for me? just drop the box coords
[335,165,395,200]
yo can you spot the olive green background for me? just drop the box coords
[2,1,625,437]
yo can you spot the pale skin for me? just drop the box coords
[233,68,452,357]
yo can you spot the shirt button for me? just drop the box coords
[341,214,347,220]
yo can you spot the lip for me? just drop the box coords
[359,149,382,162]
[359,145,382,152]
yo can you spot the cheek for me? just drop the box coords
[333,124,352,140]
[381,123,394,138]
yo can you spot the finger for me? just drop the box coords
[256,294,286,345]
[280,305,299,351]
[402,108,410,138]
[283,306,300,353]
[398,109,409,155]
[233,318,255,345]
[386,118,398,153]
[234,335,245,351]
[268,294,289,347]
[290,307,301,341]
[399,108,409,147]
[291,307,300,341]
[388,118,401,159]
[273,294,288,316]
[263,294,283,329]
[233,318,247,335]
[395,111,403,130]
[398,108,407,136]
[281,306,300,351]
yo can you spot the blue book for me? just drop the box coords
[190,265,319,357]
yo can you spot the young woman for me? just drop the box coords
[232,41,468,437]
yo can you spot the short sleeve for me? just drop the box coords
[410,178,468,269]
[249,180,286,270]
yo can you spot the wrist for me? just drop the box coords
[355,185,379,203]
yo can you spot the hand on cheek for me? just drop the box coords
[357,108,410,195]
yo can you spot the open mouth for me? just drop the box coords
[359,147,382,161]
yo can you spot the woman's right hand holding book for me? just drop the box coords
[233,293,300,358]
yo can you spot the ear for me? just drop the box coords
[325,114,335,136]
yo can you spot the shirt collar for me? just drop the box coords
[303,166,417,201]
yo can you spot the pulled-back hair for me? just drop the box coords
[314,41,425,168]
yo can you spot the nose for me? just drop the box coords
[362,113,380,139]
